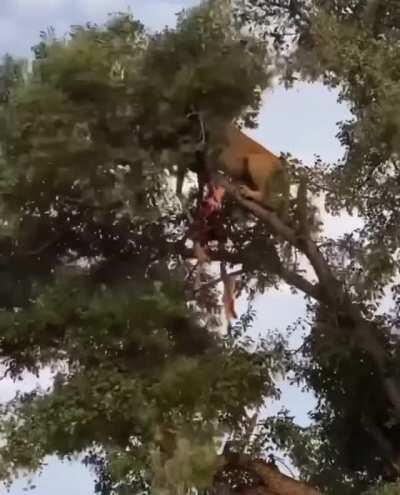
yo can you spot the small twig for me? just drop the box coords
[287,342,307,356]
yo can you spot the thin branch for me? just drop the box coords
[287,341,307,356]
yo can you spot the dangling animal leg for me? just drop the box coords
[193,241,210,290]
[221,262,237,322]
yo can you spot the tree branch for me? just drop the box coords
[221,178,400,418]
[220,178,339,304]
[179,243,322,302]
[279,265,322,301]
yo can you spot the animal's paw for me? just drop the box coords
[238,185,264,204]
[239,184,253,199]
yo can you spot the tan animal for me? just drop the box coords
[218,124,290,215]
[175,121,290,216]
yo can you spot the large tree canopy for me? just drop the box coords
[0,4,281,494]
[0,1,399,494]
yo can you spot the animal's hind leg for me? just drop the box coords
[239,184,263,203]
[239,175,271,206]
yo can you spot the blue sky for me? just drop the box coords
[0,1,352,493]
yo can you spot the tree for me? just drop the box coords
[0,1,399,494]
[235,0,400,493]
[0,4,283,494]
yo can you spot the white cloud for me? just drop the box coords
[0,0,199,57]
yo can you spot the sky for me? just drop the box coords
[0,1,354,493]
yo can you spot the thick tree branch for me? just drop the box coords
[179,243,322,302]
[220,179,339,303]
[220,179,400,418]
[279,265,322,301]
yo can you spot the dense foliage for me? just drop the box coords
[237,1,400,493]
[0,1,399,494]
[0,4,281,494]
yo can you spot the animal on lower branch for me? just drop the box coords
[176,122,290,218]
[217,124,290,217]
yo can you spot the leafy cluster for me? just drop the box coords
[0,3,279,494]
[1,1,400,494]
[237,1,400,493]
